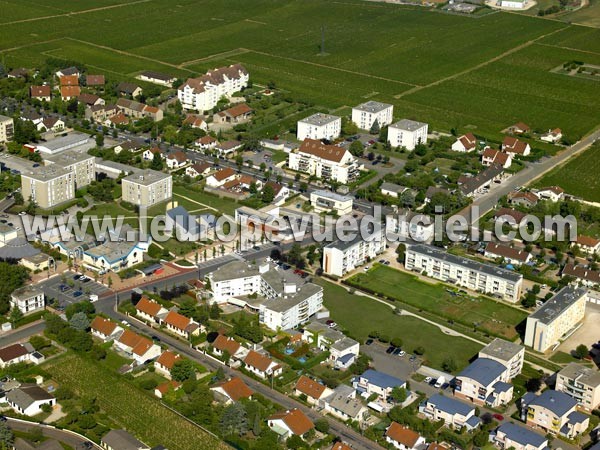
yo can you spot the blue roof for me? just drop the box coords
[527,390,577,417]
[466,416,481,428]
[167,206,200,234]
[359,369,405,389]
[567,411,588,425]
[337,353,356,365]
[458,358,507,386]
[428,394,474,417]
[493,381,513,394]
[497,422,547,447]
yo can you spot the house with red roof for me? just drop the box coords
[154,380,181,399]
[194,135,218,151]
[166,150,188,170]
[294,375,333,405]
[536,186,564,202]
[267,408,314,440]
[163,310,203,339]
[142,147,162,161]
[30,85,51,101]
[213,103,253,124]
[185,162,212,178]
[509,122,531,135]
[206,167,238,188]
[541,128,562,144]
[154,350,183,379]
[90,316,123,342]
[210,377,253,404]
[135,296,168,323]
[502,136,530,157]
[212,334,247,360]
[573,235,600,255]
[385,422,426,450]
[114,329,161,365]
[451,133,477,152]
[481,147,512,168]
[243,350,282,379]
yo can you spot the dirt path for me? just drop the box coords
[537,42,600,57]
[173,192,218,212]
[0,0,154,26]
[394,26,569,98]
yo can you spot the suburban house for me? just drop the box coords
[215,140,243,156]
[508,191,539,208]
[38,117,65,133]
[294,375,333,405]
[60,85,81,100]
[178,64,249,112]
[186,162,212,178]
[479,338,525,379]
[555,362,600,411]
[302,322,360,370]
[183,113,208,131]
[166,150,188,169]
[541,128,562,143]
[458,164,504,197]
[494,207,527,227]
[310,190,353,215]
[86,104,119,123]
[101,429,150,450]
[10,285,45,315]
[419,394,480,430]
[351,101,393,130]
[481,148,512,168]
[385,422,426,450]
[524,287,587,352]
[142,147,161,160]
[267,408,314,440]
[139,70,176,86]
[154,350,182,379]
[116,98,163,122]
[573,235,600,255]
[297,113,341,141]
[288,139,360,184]
[264,181,289,205]
[85,74,105,87]
[59,74,78,86]
[521,389,589,438]
[55,67,79,78]
[155,380,181,399]
[353,369,406,402]
[454,357,514,408]
[117,82,143,97]
[212,334,247,361]
[322,228,386,277]
[380,182,411,198]
[135,296,168,324]
[114,329,161,365]
[387,119,428,151]
[405,244,523,303]
[332,443,353,450]
[502,136,531,157]
[78,92,104,107]
[30,85,51,101]
[243,350,282,379]
[210,377,253,404]
[490,422,549,450]
[562,263,600,288]
[0,343,40,368]
[323,386,369,424]
[509,122,531,134]
[484,242,532,266]
[213,103,253,124]
[6,384,55,416]
[163,310,202,339]
[194,135,218,151]
[536,186,564,202]
[206,167,237,187]
[451,133,477,152]
[90,316,123,342]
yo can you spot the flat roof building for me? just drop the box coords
[20,165,74,209]
[555,362,600,411]
[297,113,341,141]
[121,169,172,207]
[310,190,353,215]
[388,119,428,151]
[351,101,393,131]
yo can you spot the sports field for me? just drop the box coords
[347,265,527,339]
[1,0,600,140]
[534,142,600,202]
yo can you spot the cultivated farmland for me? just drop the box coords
[45,353,226,450]
[1,0,599,139]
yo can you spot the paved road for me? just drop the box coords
[0,321,45,346]
[6,418,100,449]
[461,128,600,224]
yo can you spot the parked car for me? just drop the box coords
[18,211,27,216]
[326,320,337,328]
[73,274,81,280]
[492,414,504,421]
[398,350,406,356]
[73,290,83,298]
[365,339,373,346]
[386,346,396,354]
[392,348,402,356]
[424,377,433,384]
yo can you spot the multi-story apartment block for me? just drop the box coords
[387,119,428,150]
[297,113,341,141]
[454,357,514,408]
[21,166,74,208]
[178,64,249,112]
[310,190,353,215]
[323,228,386,277]
[288,139,360,184]
[479,338,525,379]
[207,259,323,331]
[555,363,600,411]
[0,115,14,143]
[121,169,172,207]
[405,244,523,303]
[46,151,95,189]
[351,101,393,130]
[522,390,589,438]
[10,285,45,315]
[490,422,549,450]
[524,287,587,353]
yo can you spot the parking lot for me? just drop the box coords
[0,153,39,174]
[39,271,110,308]
[360,340,422,383]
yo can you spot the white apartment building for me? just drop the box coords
[351,101,393,130]
[10,285,45,315]
[310,190,353,215]
[21,166,74,209]
[555,363,600,411]
[322,228,386,277]
[386,209,435,243]
[288,139,360,184]
[121,169,172,207]
[297,113,341,141]
[479,338,525,379]
[0,115,14,143]
[454,357,514,408]
[524,287,587,353]
[404,244,523,303]
[45,151,95,189]
[207,259,324,331]
[178,64,249,112]
[387,119,428,151]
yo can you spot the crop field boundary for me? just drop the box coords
[178,48,253,68]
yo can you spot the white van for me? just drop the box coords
[434,376,446,388]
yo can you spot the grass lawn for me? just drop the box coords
[533,142,600,202]
[173,185,238,216]
[347,265,527,340]
[44,352,226,450]
[315,278,482,371]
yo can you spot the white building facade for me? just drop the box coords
[351,101,393,130]
[322,229,386,277]
[387,119,428,151]
[297,113,341,141]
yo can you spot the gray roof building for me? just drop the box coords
[353,101,392,114]
[390,119,427,131]
[6,384,54,410]
[494,422,548,449]
[101,429,149,450]
[529,286,588,324]
[480,338,524,362]
[300,113,340,126]
[525,390,578,417]
[457,358,507,386]
[427,393,474,417]
[122,169,170,186]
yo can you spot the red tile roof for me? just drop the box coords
[494,207,527,223]
[135,296,164,317]
[60,86,81,98]
[167,150,187,163]
[538,186,564,195]
[197,135,217,145]
[60,75,79,86]
[0,344,29,363]
[188,163,211,175]
[156,380,181,395]
[576,235,600,248]
[86,74,105,86]
[502,136,528,155]
[216,377,253,401]
[386,422,422,447]
[331,443,353,450]
[30,85,51,98]
[511,122,530,133]
[458,133,476,150]
[562,263,600,284]
[244,350,277,372]
[427,443,449,450]
[91,316,118,337]
[295,375,328,400]
[485,242,530,262]
[213,167,236,182]
[212,335,241,355]
[299,139,348,163]
[164,310,192,331]
[222,103,253,118]
[268,408,314,436]
[156,350,182,370]
[180,64,248,94]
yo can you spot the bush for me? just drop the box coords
[139,378,158,390]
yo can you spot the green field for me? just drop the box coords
[316,278,483,371]
[347,265,527,339]
[1,0,600,140]
[45,353,225,450]
[534,142,600,201]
